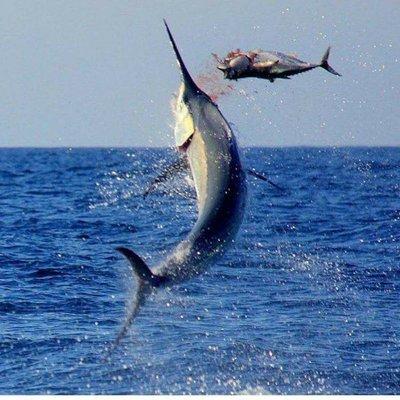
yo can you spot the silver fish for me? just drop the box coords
[214,47,341,82]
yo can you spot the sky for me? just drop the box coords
[0,0,398,147]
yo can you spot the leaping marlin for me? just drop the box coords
[109,20,247,351]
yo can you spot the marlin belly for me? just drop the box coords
[154,101,247,283]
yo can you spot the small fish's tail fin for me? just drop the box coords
[320,46,341,76]
[103,247,164,359]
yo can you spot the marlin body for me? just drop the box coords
[111,21,247,348]
[214,47,341,82]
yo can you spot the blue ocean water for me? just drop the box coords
[0,147,399,394]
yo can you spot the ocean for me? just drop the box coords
[0,147,399,394]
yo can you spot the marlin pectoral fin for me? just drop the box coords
[246,169,285,191]
[143,157,189,198]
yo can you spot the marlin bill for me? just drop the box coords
[213,47,341,82]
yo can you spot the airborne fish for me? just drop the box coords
[107,21,247,353]
[213,47,341,82]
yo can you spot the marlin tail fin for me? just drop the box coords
[116,246,164,287]
[320,46,341,76]
[104,247,164,358]
[103,278,148,358]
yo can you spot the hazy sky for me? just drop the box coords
[0,0,398,147]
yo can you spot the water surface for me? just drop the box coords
[0,147,399,394]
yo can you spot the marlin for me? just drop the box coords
[213,47,341,82]
[110,21,247,350]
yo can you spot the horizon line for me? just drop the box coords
[0,144,399,150]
